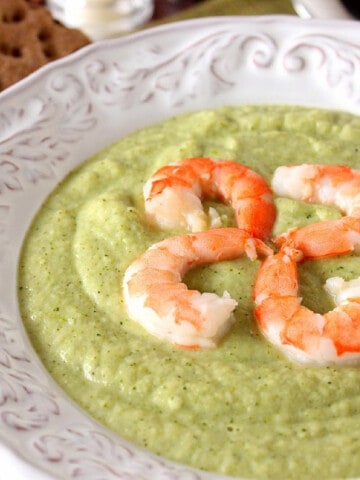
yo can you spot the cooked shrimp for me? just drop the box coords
[254,246,360,365]
[274,216,360,258]
[144,157,276,240]
[272,164,360,216]
[123,227,272,349]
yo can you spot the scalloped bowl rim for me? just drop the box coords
[1,14,360,480]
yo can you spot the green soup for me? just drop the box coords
[18,105,360,479]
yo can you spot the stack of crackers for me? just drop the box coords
[0,0,91,92]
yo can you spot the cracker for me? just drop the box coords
[0,0,91,91]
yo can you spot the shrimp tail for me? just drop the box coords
[244,237,273,261]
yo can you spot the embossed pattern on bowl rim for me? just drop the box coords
[1,15,360,480]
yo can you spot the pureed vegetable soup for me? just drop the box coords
[18,105,360,479]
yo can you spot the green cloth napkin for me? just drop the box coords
[149,0,296,27]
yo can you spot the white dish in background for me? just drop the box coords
[1,15,360,480]
[292,0,355,19]
[47,0,154,40]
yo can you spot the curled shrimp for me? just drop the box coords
[254,245,360,365]
[272,164,360,257]
[144,157,276,240]
[272,164,360,216]
[123,227,272,349]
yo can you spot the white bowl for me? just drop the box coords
[2,15,360,480]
